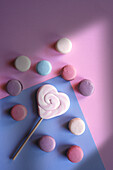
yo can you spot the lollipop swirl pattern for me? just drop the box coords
[37,84,70,119]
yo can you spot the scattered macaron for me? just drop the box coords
[11,104,27,121]
[69,118,85,135]
[55,38,72,54]
[78,79,94,96]
[6,79,23,96]
[39,135,56,152]
[61,65,76,81]
[15,56,31,72]
[36,60,52,76]
[67,145,83,163]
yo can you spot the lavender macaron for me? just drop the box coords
[78,79,94,96]
[39,135,56,152]
[6,79,23,96]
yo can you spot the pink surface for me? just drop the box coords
[0,1,113,169]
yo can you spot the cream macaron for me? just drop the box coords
[69,118,85,135]
[55,38,72,54]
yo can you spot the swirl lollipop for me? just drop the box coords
[12,84,70,160]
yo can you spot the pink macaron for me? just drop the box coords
[67,145,83,163]
[61,65,76,81]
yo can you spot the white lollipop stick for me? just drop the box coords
[11,84,70,160]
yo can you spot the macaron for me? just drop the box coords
[39,135,56,152]
[67,145,83,163]
[55,38,72,54]
[78,79,94,96]
[15,56,31,72]
[36,60,52,76]
[11,104,27,121]
[61,65,76,81]
[69,118,85,135]
[6,79,23,96]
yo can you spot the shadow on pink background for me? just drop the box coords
[0,0,113,169]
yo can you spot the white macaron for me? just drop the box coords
[69,118,85,135]
[55,38,72,54]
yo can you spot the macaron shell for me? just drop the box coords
[6,79,23,96]
[61,65,76,81]
[67,145,84,163]
[39,135,56,152]
[11,104,27,121]
[78,79,94,96]
[69,118,85,135]
[15,56,31,72]
[56,38,72,54]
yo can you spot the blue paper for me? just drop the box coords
[0,76,105,170]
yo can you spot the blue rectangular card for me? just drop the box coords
[0,76,105,170]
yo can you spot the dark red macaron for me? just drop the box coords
[11,104,27,121]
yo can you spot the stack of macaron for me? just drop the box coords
[6,37,94,163]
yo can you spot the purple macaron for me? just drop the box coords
[6,79,23,96]
[39,135,56,152]
[78,79,94,96]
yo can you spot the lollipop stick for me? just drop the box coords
[12,118,43,160]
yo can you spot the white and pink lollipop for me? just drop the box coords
[12,84,70,160]
[37,84,70,119]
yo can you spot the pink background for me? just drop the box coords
[0,1,113,169]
